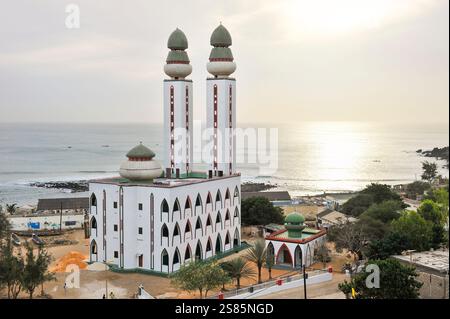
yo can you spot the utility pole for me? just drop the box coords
[303,266,307,299]
[59,201,63,233]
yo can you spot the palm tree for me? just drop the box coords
[244,238,267,284]
[6,203,17,215]
[266,252,275,280]
[221,258,256,289]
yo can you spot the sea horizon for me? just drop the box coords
[0,121,448,206]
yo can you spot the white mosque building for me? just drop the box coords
[88,25,241,274]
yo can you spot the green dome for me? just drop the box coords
[284,212,305,225]
[126,143,155,159]
[210,24,232,47]
[167,28,188,50]
[209,47,233,61]
[166,50,190,63]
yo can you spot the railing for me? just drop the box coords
[208,269,328,299]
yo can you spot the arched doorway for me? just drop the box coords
[294,245,303,269]
[276,244,292,266]
[90,240,98,262]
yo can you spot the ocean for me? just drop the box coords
[0,122,448,206]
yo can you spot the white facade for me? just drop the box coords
[89,175,241,273]
[206,78,236,176]
[163,79,193,177]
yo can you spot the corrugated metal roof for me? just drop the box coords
[241,191,291,201]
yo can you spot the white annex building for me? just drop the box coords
[88,25,242,274]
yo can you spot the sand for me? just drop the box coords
[50,251,88,272]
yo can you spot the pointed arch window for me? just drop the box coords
[161,224,169,246]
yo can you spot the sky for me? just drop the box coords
[0,0,448,124]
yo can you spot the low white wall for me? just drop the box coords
[228,272,333,299]
[7,214,85,231]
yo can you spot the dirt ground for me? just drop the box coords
[1,230,349,299]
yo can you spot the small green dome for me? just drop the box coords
[168,28,188,50]
[284,212,305,225]
[210,24,232,47]
[166,50,190,63]
[209,47,233,61]
[126,143,155,159]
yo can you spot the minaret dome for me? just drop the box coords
[164,28,192,79]
[207,24,236,78]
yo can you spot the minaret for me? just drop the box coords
[206,24,237,177]
[163,28,193,178]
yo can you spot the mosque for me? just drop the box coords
[265,212,327,269]
[88,24,241,273]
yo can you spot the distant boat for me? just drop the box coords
[67,146,72,149]
[31,233,44,246]
[373,160,381,163]
[101,145,110,148]
[11,233,21,246]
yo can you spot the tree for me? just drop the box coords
[0,240,24,299]
[424,187,449,219]
[265,250,275,280]
[430,223,446,249]
[340,194,374,217]
[361,200,403,224]
[338,259,422,299]
[313,242,331,268]
[365,232,409,260]
[391,211,432,251]
[406,181,431,199]
[22,243,54,299]
[171,260,229,299]
[360,183,402,204]
[0,211,10,239]
[341,184,403,217]
[244,239,267,284]
[5,203,17,215]
[328,216,387,261]
[241,197,284,226]
[221,258,256,289]
[327,222,368,261]
[421,161,438,184]
[417,199,444,225]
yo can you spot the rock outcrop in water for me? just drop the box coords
[417,146,449,169]
[29,181,89,193]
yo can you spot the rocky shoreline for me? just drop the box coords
[416,146,449,168]
[29,181,89,193]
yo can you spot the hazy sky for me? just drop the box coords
[0,0,448,124]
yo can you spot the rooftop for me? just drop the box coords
[242,191,291,202]
[37,197,89,211]
[392,249,449,276]
[266,227,326,244]
[317,209,358,224]
[91,172,240,188]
